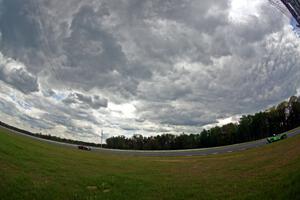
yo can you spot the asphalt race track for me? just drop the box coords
[1,125,300,157]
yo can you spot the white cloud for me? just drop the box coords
[0,52,39,94]
[229,0,264,23]
[108,102,137,119]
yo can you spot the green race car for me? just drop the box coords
[267,133,288,143]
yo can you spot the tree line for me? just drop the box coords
[106,96,300,150]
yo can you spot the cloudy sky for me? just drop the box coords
[0,0,300,143]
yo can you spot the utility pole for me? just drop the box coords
[100,130,103,148]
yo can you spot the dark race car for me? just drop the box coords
[78,145,92,151]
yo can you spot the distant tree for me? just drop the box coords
[105,96,300,150]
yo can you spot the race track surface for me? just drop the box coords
[2,125,300,157]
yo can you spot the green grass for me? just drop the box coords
[0,128,300,200]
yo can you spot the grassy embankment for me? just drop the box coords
[0,127,300,200]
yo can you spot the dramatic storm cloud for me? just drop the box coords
[0,0,300,143]
[0,53,39,94]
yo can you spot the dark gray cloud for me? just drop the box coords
[63,92,108,109]
[0,0,299,142]
[0,0,41,50]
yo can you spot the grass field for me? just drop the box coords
[0,128,300,200]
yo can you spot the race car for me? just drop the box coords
[78,145,92,151]
[267,133,288,143]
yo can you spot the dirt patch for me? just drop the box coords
[154,159,189,163]
[103,189,111,193]
[86,186,98,191]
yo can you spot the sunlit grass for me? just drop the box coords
[0,128,299,200]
